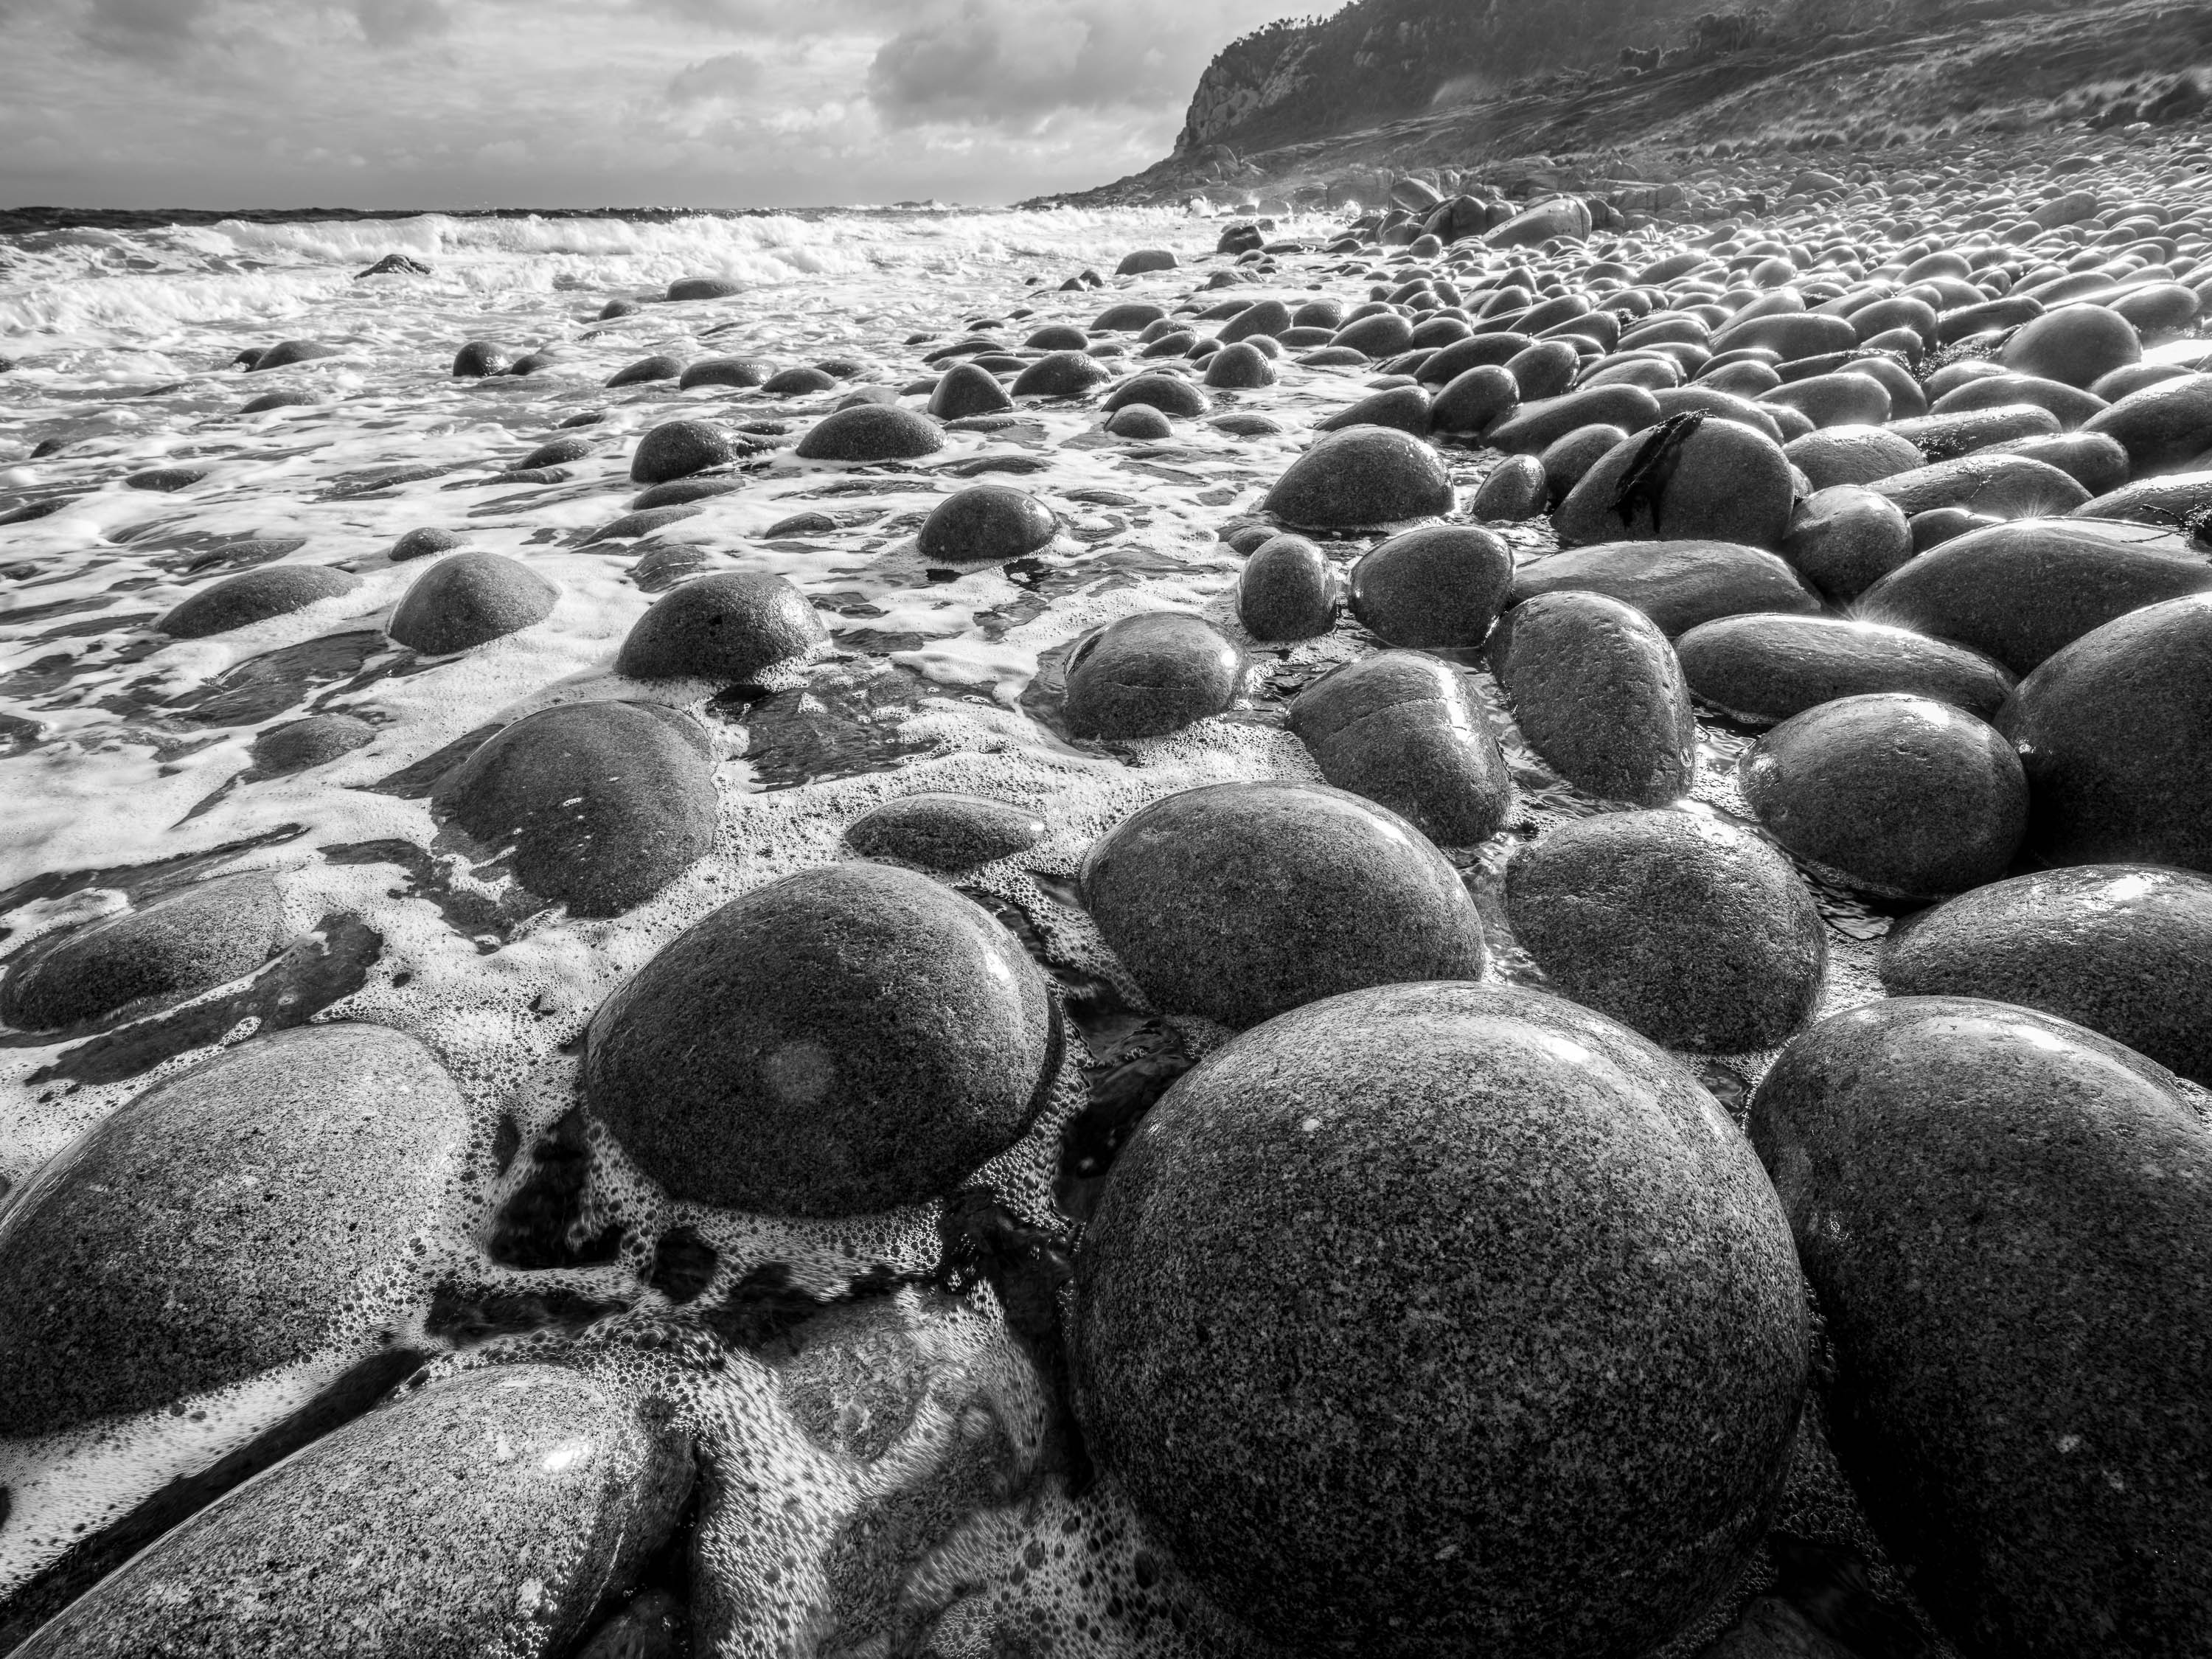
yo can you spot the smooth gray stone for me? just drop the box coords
[1289,650,1513,845]
[1062,612,1243,740]
[844,793,1046,872]
[615,571,827,683]
[1347,524,1512,647]
[1262,426,1453,530]
[387,552,557,655]
[1675,614,2014,728]
[1509,538,1821,637]
[0,1025,467,1436]
[1076,981,1806,1659]
[1237,533,1338,641]
[158,565,361,639]
[1493,589,1695,805]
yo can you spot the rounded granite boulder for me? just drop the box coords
[1080,781,1486,1029]
[1778,484,1913,602]
[1492,589,1696,805]
[15,1363,694,1659]
[1074,980,1807,1659]
[1062,612,1244,740]
[1748,998,2212,1658]
[1995,592,2212,874]
[928,362,1015,420]
[1675,614,2014,727]
[1509,539,1821,637]
[1880,863,2212,1086]
[614,571,828,684]
[1237,533,1338,641]
[2000,303,2143,389]
[1101,372,1208,418]
[0,1024,468,1436]
[793,405,945,462]
[916,485,1057,566]
[434,701,720,917]
[387,552,558,655]
[630,418,736,486]
[1784,425,1923,491]
[1740,693,2028,900]
[1262,426,1454,531]
[1554,415,1796,550]
[0,872,284,1031]
[844,793,1046,872]
[583,862,1057,1215]
[1506,810,1825,1052]
[158,565,361,639]
[1287,650,1513,846]
[249,712,378,775]
[1347,524,1513,648]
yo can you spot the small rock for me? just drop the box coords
[2001,303,2143,388]
[389,527,463,563]
[1784,425,1923,490]
[845,793,1046,872]
[250,713,378,775]
[1010,351,1113,398]
[678,357,769,391]
[928,363,1015,419]
[1467,453,1548,519]
[452,340,510,378]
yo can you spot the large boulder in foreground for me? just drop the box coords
[1995,592,2212,874]
[0,1025,467,1436]
[1082,782,1485,1030]
[584,862,1057,1216]
[1262,426,1453,531]
[1749,998,2212,1658]
[1075,981,1807,1659]
[434,701,720,917]
[16,1363,694,1659]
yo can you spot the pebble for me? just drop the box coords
[1080,781,1486,1029]
[584,862,1055,1213]
[248,340,341,372]
[387,551,558,655]
[1882,864,2212,1085]
[1748,998,2212,1655]
[616,571,827,683]
[1506,810,1824,1051]
[762,365,836,395]
[0,871,282,1031]
[1262,425,1453,530]
[1509,538,1820,636]
[916,484,1057,565]
[1493,588,1696,804]
[1739,693,2028,900]
[793,404,945,462]
[1554,414,1795,549]
[1237,532,1338,640]
[1997,592,2212,874]
[1857,518,2212,674]
[1347,524,1512,647]
[1778,484,1913,600]
[434,701,720,916]
[18,1363,694,1658]
[0,1025,467,1436]
[1074,980,1805,1657]
[157,564,361,639]
[1676,613,2014,726]
[1287,650,1514,844]
[1062,612,1244,739]
[844,793,1046,872]
[1537,422,1628,501]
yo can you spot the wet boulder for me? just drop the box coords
[1485,386,1661,455]
[2081,372,2212,473]
[251,712,378,775]
[1509,539,1821,637]
[1881,864,2212,1086]
[0,1025,467,1436]
[451,340,510,378]
[1010,350,1113,399]
[1748,998,2212,1658]
[1203,342,1276,389]
[2001,303,2143,388]
[1467,453,1548,520]
[630,419,736,486]
[1554,414,1795,550]
[1676,614,2014,727]
[793,405,945,462]
[928,363,1014,420]
[917,485,1057,565]
[1857,518,2212,675]
[608,355,684,388]
[1062,613,1244,740]
[1288,651,1514,846]
[434,702,720,917]
[678,356,769,391]
[0,872,284,1032]
[1347,524,1512,648]
[1868,454,2090,520]
[1492,590,1695,805]
[1075,980,1806,1659]
[1429,364,1520,437]
[1740,694,2028,900]
[844,793,1046,872]
[387,552,557,655]
[1080,782,1486,1029]
[668,275,742,300]
[615,571,828,683]
[158,565,361,639]
[1262,426,1454,531]
[1778,484,1913,601]
[1100,372,1208,418]
[1996,593,2212,874]
[1237,533,1338,641]
[1506,810,1824,1052]
[1785,425,1923,490]
[16,1363,693,1659]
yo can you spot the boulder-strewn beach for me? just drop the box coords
[3,8,2211,1655]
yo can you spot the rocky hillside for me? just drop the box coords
[1042,0,2212,212]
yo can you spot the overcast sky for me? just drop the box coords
[0,0,1330,209]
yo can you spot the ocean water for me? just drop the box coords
[0,202,1896,1642]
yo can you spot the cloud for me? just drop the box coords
[866,0,1222,130]
[80,0,218,58]
[354,0,452,47]
[667,49,762,103]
